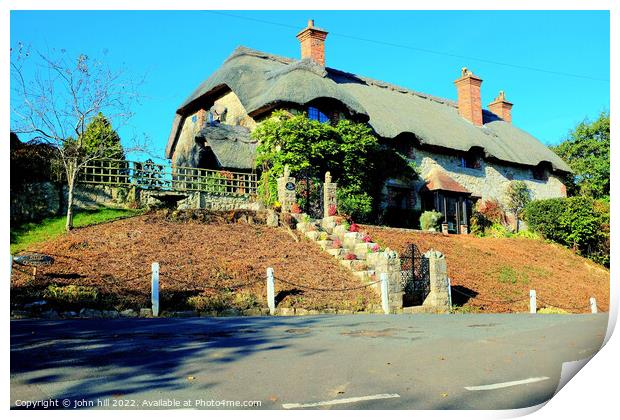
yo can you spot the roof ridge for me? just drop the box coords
[229,46,457,108]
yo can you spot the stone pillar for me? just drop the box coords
[422,250,451,313]
[441,223,449,234]
[459,224,469,235]
[276,165,296,213]
[368,249,403,312]
[323,171,337,218]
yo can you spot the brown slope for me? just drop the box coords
[11,213,379,311]
[364,226,609,313]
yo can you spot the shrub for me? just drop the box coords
[419,210,442,231]
[44,284,99,306]
[524,196,609,266]
[337,188,373,223]
[319,231,328,241]
[187,290,260,312]
[485,223,512,238]
[371,243,380,252]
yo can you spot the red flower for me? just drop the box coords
[349,223,360,232]
[327,204,337,216]
[362,234,372,243]
[291,203,302,214]
[344,253,357,260]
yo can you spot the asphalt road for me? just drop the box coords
[10,313,608,410]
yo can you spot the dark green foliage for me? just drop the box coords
[10,132,60,186]
[505,181,531,231]
[254,111,416,222]
[552,111,609,199]
[80,113,125,159]
[524,196,609,266]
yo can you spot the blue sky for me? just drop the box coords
[10,10,609,160]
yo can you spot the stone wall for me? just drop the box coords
[11,182,133,224]
[384,147,566,211]
[174,192,260,212]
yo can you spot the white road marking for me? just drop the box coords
[465,376,550,391]
[282,393,400,409]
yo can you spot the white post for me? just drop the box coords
[151,262,160,317]
[447,277,453,308]
[590,297,598,314]
[529,289,537,314]
[380,273,389,315]
[267,267,275,315]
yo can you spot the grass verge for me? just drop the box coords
[10,207,142,254]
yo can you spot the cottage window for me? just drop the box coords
[532,166,547,181]
[460,155,481,170]
[387,187,414,210]
[308,106,330,124]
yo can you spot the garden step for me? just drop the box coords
[353,270,370,282]
[316,240,333,250]
[305,231,320,241]
[354,242,377,252]
[351,260,369,271]
[327,248,344,258]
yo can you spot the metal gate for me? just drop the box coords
[400,244,430,306]
[295,167,323,219]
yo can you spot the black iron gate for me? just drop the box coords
[400,244,430,307]
[296,167,323,219]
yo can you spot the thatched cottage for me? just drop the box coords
[165,20,570,233]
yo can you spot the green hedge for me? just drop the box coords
[524,196,609,266]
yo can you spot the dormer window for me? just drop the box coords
[460,155,481,170]
[308,106,330,123]
[532,166,547,181]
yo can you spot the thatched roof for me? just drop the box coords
[166,46,571,173]
[198,124,256,170]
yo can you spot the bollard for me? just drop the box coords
[151,262,160,317]
[590,297,598,314]
[529,289,537,314]
[267,267,275,315]
[380,273,389,315]
[447,277,453,308]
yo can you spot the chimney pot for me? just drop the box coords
[488,90,513,124]
[454,68,483,126]
[296,20,328,66]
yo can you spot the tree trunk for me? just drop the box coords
[65,178,75,231]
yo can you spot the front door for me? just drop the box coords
[445,195,460,234]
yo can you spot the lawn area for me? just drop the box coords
[10,207,142,254]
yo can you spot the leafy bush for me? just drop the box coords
[419,210,442,231]
[470,199,509,236]
[44,284,99,306]
[337,187,373,222]
[485,223,512,238]
[524,196,609,266]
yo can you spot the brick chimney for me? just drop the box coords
[454,67,483,126]
[488,91,513,123]
[296,19,328,66]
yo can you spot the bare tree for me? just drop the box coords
[11,44,145,230]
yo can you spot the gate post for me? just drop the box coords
[267,267,275,315]
[422,250,451,313]
[369,249,403,312]
[277,165,296,213]
[323,171,337,219]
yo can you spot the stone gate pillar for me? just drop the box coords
[422,250,451,313]
[368,249,404,312]
[323,171,337,218]
[276,165,296,213]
